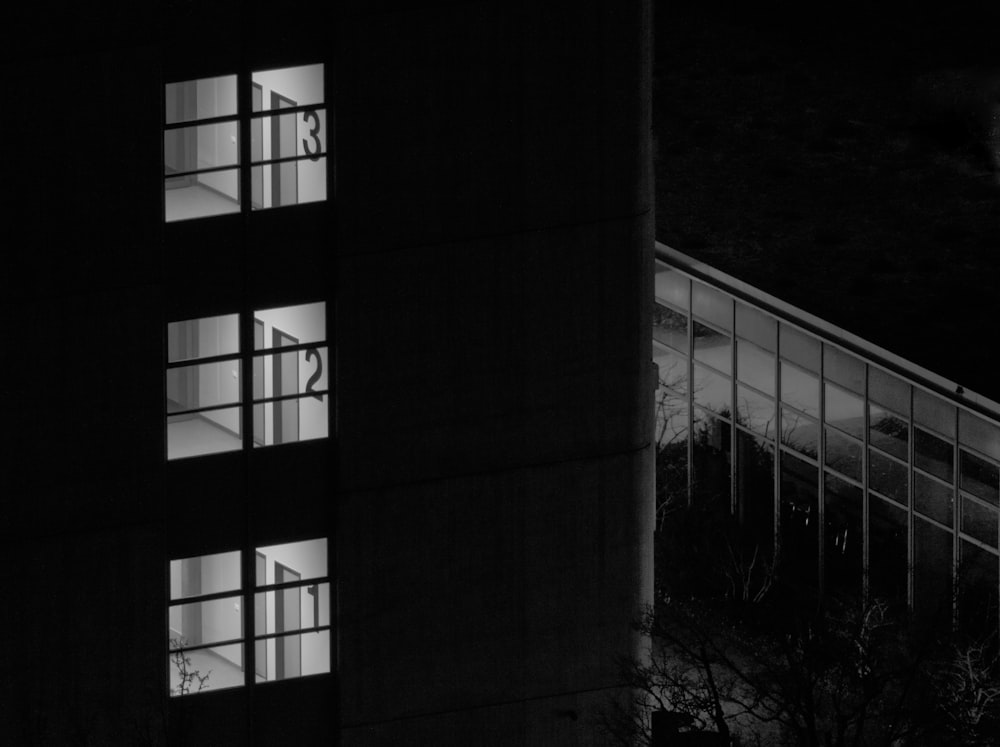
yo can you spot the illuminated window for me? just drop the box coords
[166,303,328,459]
[165,64,326,222]
[168,539,330,696]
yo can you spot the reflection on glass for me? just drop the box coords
[693,321,731,374]
[960,411,1000,462]
[869,495,908,605]
[960,449,999,506]
[825,427,862,481]
[914,472,954,527]
[781,407,819,458]
[915,388,955,439]
[869,367,910,416]
[170,551,241,600]
[165,75,238,125]
[654,263,690,310]
[655,380,689,447]
[780,362,819,417]
[736,340,774,396]
[167,314,240,363]
[657,402,689,513]
[737,432,773,562]
[915,427,954,482]
[692,410,731,501]
[914,517,953,625]
[653,303,689,352]
[169,643,245,696]
[780,324,820,372]
[958,541,999,640]
[692,282,732,330]
[654,344,688,396]
[823,345,864,394]
[962,498,998,548]
[825,473,862,599]
[870,405,908,461]
[780,452,818,596]
[824,383,864,439]
[735,303,776,351]
[869,449,908,505]
[737,385,774,439]
[693,363,731,416]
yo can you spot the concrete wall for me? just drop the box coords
[336,1,654,743]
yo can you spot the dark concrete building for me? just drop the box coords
[0,1,653,745]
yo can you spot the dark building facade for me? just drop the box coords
[0,2,653,745]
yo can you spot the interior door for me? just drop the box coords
[272,328,299,444]
[271,91,298,207]
[275,563,301,679]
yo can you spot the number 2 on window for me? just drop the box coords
[302,111,322,161]
[305,348,323,401]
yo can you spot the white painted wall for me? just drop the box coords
[199,316,241,434]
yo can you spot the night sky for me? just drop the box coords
[654,5,1000,396]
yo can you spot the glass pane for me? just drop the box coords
[736,340,775,396]
[653,344,688,396]
[915,472,954,527]
[869,368,910,416]
[166,361,242,413]
[170,551,241,601]
[869,449,908,505]
[693,363,730,416]
[164,121,239,175]
[253,303,326,349]
[825,473,863,600]
[692,321,730,374]
[825,427,862,481]
[781,408,819,459]
[736,385,774,439]
[960,410,1000,462]
[869,405,908,461]
[914,427,954,483]
[824,383,864,439]
[653,303,689,353]
[780,362,819,417]
[255,583,331,635]
[256,538,328,584]
[737,432,774,562]
[253,346,328,399]
[692,410,731,502]
[823,345,864,394]
[914,517,953,626]
[252,64,325,111]
[167,314,239,363]
[169,643,244,696]
[255,631,331,682]
[735,303,776,352]
[655,382,689,447]
[914,388,955,438]
[654,263,690,310]
[252,395,329,447]
[165,168,241,222]
[779,324,819,372]
[250,157,326,210]
[869,495,908,606]
[657,405,689,512]
[167,407,242,460]
[958,541,998,640]
[960,449,999,506]
[251,109,327,163]
[692,282,731,330]
[780,452,818,596]
[168,596,243,649]
[962,498,998,548]
[165,75,238,125]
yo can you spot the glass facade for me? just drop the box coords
[654,259,1000,633]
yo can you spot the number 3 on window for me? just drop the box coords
[302,111,322,161]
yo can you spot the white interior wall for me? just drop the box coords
[199,317,241,434]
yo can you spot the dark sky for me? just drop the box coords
[653,4,1000,396]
